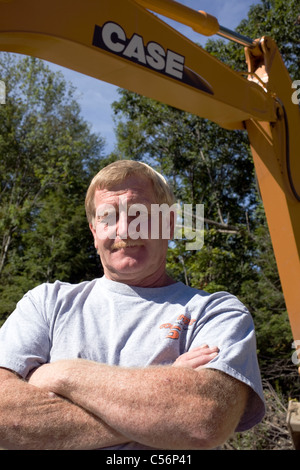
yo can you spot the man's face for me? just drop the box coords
[89,174,174,287]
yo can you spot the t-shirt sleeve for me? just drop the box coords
[0,284,50,378]
[188,291,265,431]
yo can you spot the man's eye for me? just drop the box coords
[97,212,107,222]
[97,212,115,223]
[137,212,149,220]
[130,208,149,218]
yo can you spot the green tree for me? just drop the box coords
[0,53,107,322]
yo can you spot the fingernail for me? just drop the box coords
[210,352,218,358]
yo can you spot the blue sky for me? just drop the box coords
[47,0,262,153]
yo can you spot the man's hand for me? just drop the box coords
[172,345,219,370]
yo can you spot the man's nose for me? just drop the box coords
[117,210,129,239]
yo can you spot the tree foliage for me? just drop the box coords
[0,53,108,322]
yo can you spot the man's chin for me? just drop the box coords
[107,253,147,275]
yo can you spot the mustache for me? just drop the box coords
[111,239,145,250]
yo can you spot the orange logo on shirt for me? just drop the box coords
[160,314,196,340]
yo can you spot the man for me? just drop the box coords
[0,160,265,450]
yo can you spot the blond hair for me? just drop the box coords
[85,160,175,225]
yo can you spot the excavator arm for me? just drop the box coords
[0,0,300,446]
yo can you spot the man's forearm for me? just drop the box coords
[0,368,127,450]
[29,359,248,450]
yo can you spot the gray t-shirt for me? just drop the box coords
[0,276,265,449]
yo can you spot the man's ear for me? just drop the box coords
[89,222,98,250]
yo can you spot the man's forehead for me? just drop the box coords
[94,177,155,205]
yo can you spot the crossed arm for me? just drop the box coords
[0,346,249,450]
